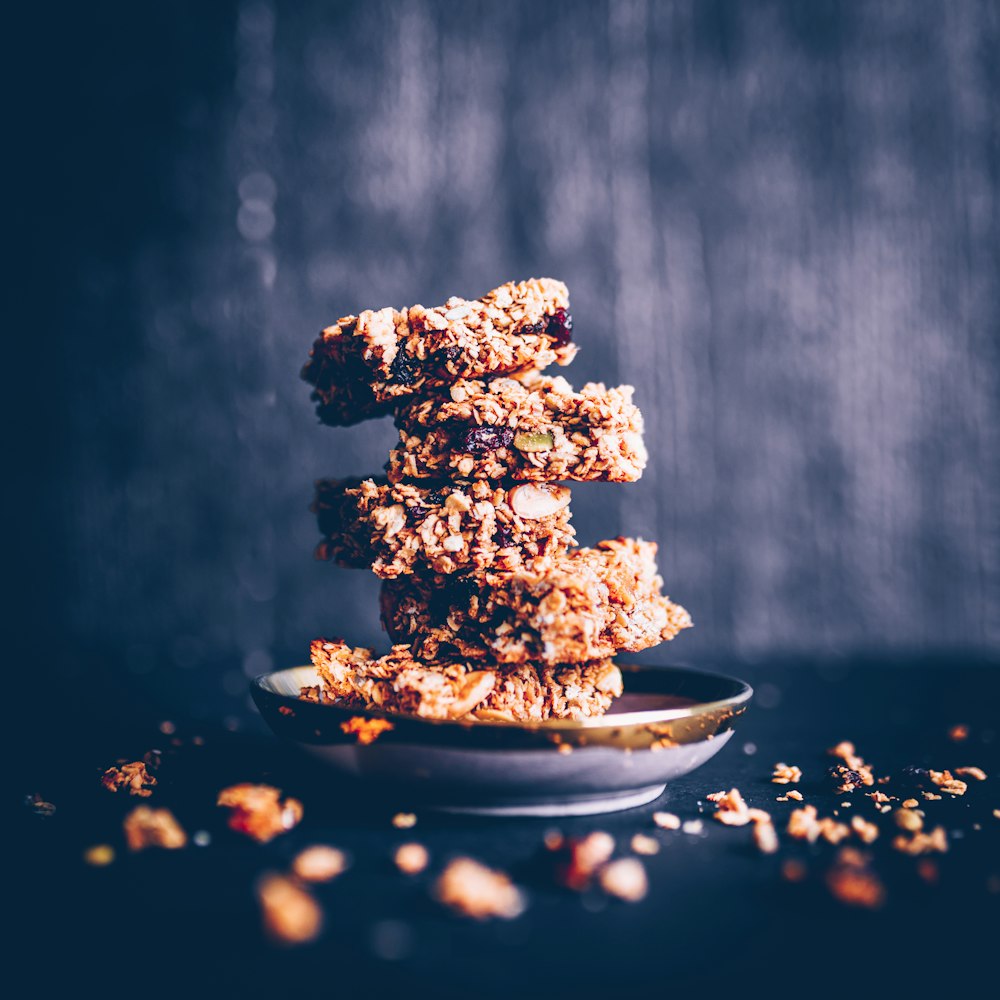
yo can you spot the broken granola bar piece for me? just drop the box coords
[380,538,691,665]
[387,374,646,483]
[313,477,574,578]
[123,806,187,851]
[310,639,623,721]
[302,278,575,426]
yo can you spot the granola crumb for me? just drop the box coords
[929,770,968,796]
[682,819,704,835]
[392,812,417,829]
[394,843,429,875]
[158,720,176,735]
[922,791,942,801]
[712,788,753,826]
[598,858,648,902]
[754,821,780,854]
[101,761,157,798]
[917,859,939,884]
[83,844,115,867]
[787,805,821,842]
[948,724,969,742]
[772,763,802,785]
[217,784,303,843]
[785,790,804,802]
[652,811,681,830]
[851,816,880,844]
[893,826,948,856]
[901,798,919,808]
[868,791,894,805]
[292,846,348,883]
[433,858,525,920]
[895,808,924,832]
[123,806,187,851]
[557,742,573,755]
[782,859,807,882]
[828,741,875,791]
[340,716,394,745]
[257,874,323,944]
[543,829,565,850]
[630,833,660,855]
[556,832,615,890]
[954,766,987,781]
[826,862,885,909]
[24,793,56,817]
[278,705,294,716]
[993,809,1000,820]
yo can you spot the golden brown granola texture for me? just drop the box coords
[387,374,646,484]
[123,806,187,851]
[310,638,623,721]
[380,537,691,665]
[313,476,575,578]
[302,278,575,426]
[217,784,304,843]
[101,760,157,797]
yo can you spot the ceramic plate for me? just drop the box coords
[252,664,752,816]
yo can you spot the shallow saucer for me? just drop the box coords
[251,663,752,816]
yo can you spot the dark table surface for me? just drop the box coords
[17,655,1000,998]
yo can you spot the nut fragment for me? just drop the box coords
[101,761,157,797]
[123,806,187,851]
[394,843,429,874]
[257,874,323,945]
[599,858,648,902]
[433,858,525,920]
[512,430,555,453]
[217,784,303,843]
[292,846,348,883]
[507,483,571,519]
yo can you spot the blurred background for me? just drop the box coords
[17,0,998,727]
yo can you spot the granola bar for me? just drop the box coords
[380,538,691,665]
[301,278,575,426]
[387,375,647,483]
[309,639,623,721]
[313,476,574,578]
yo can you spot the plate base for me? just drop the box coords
[428,783,667,817]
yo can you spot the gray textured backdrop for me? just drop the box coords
[57,0,998,695]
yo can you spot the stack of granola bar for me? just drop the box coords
[302,278,691,723]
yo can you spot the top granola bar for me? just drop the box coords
[301,278,576,426]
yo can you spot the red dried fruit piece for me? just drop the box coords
[463,425,514,454]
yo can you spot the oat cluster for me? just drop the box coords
[301,278,691,721]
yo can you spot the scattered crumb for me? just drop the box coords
[826,862,885,909]
[895,809,924,832]
[948,724,969,742]
[394,843,429,875]
[901,798,919,808]
[630,833,659,856]
[123,806,187,851]
[557,743,573,755]
[851,816,880,844]
[340,716,394,745]
[782,858,807,882]
[893,826,948,856]
[772,763,802,784]
[929,770,968,796]
[257,874,323,944]
[217,784,303,843]
[954,766,987,782]
[712,788,753,826]
[753,821,779,854]
[598,858,648,902]
[786,805,849,844]
[868,791,894,805]
[543,829,564,850]
[158,721,176,735]
[24,793,56,817]
[292,846,347,883]
[653,812,681,830]
[705,791,726,802]
[278,706,294,716]
[433,858,525,920]
[917,859,939,884]
[101,761,157,798]
[828,741,875,791]
[392,812,417,829]
[556,832,615,890]
[922,791,942,801]
[682,819,704,835]
[993,809,1000,820]
[83,844,115,866]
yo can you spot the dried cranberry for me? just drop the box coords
[424,490,448,507]
[463,425,514,454]
[494,526,514,548]
[829,766,865,788]
[388,347,419,386]
[546,308,573,345]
